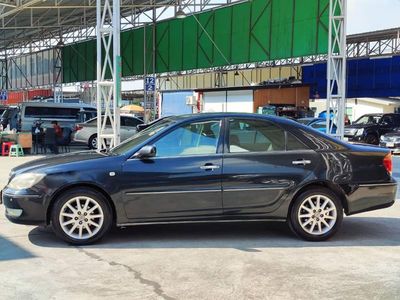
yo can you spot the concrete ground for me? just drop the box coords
[0,154,400,300]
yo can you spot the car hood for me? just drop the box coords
[383,131,400,137]
[10,151,112,176]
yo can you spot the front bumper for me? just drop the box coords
[346,182,397,215]
[1,189,47,225]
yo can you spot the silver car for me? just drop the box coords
[73,115,143,149]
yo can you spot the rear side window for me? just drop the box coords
[228,118,309,153]
[122,117,142,127]
[228,119,285,152]
[286,132,309,150]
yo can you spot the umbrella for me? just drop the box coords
[120,104,144,113]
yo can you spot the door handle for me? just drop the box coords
[292,159,311,166]
[200,164,220,171]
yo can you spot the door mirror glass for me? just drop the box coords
[134,145,156,159]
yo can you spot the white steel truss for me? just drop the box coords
[326,0,347,139]
[96,0,121,149]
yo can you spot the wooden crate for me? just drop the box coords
[18,133,32,149]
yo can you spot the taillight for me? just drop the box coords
[383,153,392,174]
[75,125,83,131]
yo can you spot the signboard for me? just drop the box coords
[145,76,156,92]
[0,90,7,101]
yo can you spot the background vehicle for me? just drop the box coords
[0,106,19,130]
[18,102,97,132]
[74,115,144,149]
[0,105,7,116]
[2,113,396,245]
[380,128,400,153]
[297,117,337,134]
[344,113,400,144]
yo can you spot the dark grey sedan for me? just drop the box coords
[1,113,397,244]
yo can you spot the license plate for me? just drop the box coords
[386,142,394,148]
[343,137,349,142]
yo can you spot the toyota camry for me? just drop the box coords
[1,113,397,244]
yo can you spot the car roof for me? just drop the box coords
[166,112,303,127]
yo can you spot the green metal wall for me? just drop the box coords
[62,0,329,83]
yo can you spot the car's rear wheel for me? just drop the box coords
[88,134,97,149]
[51,188,112,245]
[289,188,343,241]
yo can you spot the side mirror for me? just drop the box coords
[134,145,156,159]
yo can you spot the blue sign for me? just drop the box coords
[145,77,155,92]
[0,90,7,101]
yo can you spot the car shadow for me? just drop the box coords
[0,235,36,261]
[28,216,400,250]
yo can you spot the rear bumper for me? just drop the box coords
[346,182,397,215]
[1,189,47,225]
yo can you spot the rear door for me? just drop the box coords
[222,117,319,215]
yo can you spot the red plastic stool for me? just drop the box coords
[2,142,14,156]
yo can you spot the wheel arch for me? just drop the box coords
[46,183,117,225]
[287,181,349,218]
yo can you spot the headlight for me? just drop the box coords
[356,128,364,136]
[8,173,46,190]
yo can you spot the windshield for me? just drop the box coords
[110,117,176,155]
[1,107,15,119]
[353,115,381,125]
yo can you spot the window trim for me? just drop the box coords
[225,117,309,154]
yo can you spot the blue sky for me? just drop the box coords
[348,0,400,34]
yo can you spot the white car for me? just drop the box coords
[73,115,143,149]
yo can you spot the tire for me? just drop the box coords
[365,134,379,145]
[51,188,113,245]
[88,134,97,149]
[288,188,343,241]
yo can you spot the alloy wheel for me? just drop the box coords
[58,196,104,240]
[297,195,337,235]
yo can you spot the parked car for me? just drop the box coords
[1,102,97,132]
[297,117,337,134]
[73,115,144,149]
[344,113,400,144]
[0,105,7,116]
[1,113,396,245]
[380,129,400,153]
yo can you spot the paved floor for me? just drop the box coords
[0,155,400,299]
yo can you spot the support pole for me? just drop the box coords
[96,0,121,150]
[326,0,347,139]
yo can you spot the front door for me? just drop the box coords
[121,118,224,221]
[222,118,319,215]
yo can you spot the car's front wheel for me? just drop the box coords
[289,188,343,241]
[51,188,112,245]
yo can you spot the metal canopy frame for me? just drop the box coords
[96,0,121,149]
[326,0,346,139]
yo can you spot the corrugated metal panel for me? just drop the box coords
[62,0,329,83]
[302,56,400,98]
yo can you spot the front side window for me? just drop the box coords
[154,120,221,157]
[228,119,285,153]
